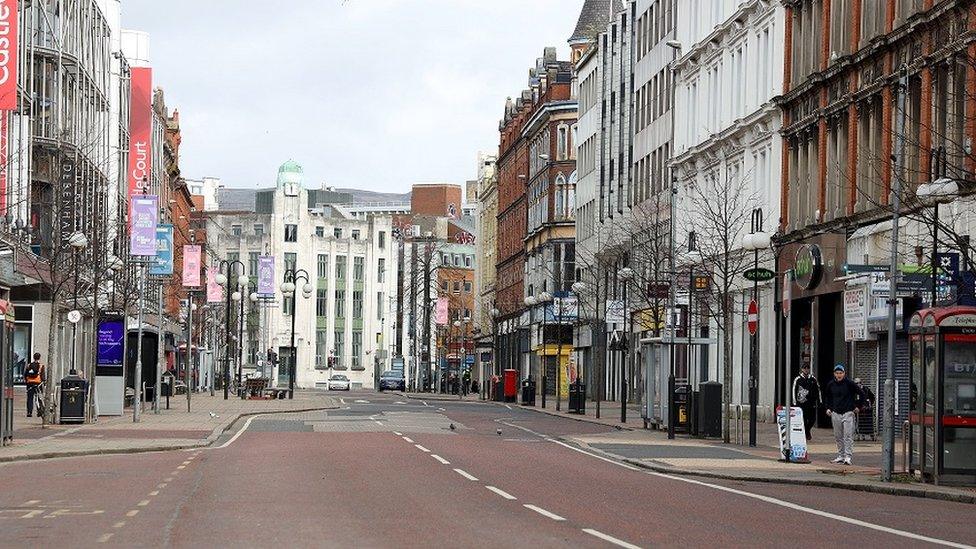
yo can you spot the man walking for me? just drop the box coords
[792,364,820,440]
[24,353,45,417]
[823,364,862,465]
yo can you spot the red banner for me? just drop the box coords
[0,0,18,110]
[182,245,201,287]
[128,67,153,204]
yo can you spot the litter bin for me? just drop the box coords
[521,378,536,406]
[697,381,722,438]
[161,370,175,409]
[59,375,88,424]
[491,376,503,402]
[672,384,691,433]
[568,380,586,414]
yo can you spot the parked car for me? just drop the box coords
[327,374,351,391]
[378,371,405,391]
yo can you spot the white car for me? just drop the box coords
[327,374,351,391]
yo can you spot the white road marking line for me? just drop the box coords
[393,431,403,436]
[137,500,150,507]
[485,486,517,500]
[549,439,973,548]
[157,483,167,489]
[431,454,450,465]
[126,510,139,517]
[23,500,40,506]
[505,404,512,410]
[414,444,430,453]
[176,465,186,470]
[454,469,478,481]
[113,521,126,529]
[21,510,43,518]
[149,491,159,496]
[373,420,384,426]
[181,461,191,465]
[214,415,258,449]
[402,436,415,443]
[164,477,174,482]
[97,533,114,543]
[582,528,641,549]
[523,504,565,521]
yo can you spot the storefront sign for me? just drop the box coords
[743,267,776,282]
[150,224,174,275]
[258,255,275,295]
[844,287,868,341]
[0,0,19,111]
[130,195,158,256]
[794,244,823,290]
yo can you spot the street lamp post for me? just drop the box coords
[537,292,554,409]
[618,267,634,424]
[742,209,771,447]
[490,307,500,401]
[216,260,246,399]
[281,269,312,399]
[232,275,249,390]
[524,295,538,406]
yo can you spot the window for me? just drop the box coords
[315,226,324,238]
[453,281,461,293]
[441,280,448,292]
[316,288,328,317]
[557,124,568,160]
[352,290,363,319]
[227,252,239,266]
[351,331,362,369]
[464,256,471,268]
[284,224,298,242]
[377,292,384,320]
[378,231,386,249]
[335,256,346,279]
[232,224,242,236]
[334,331,344,364]
[253,224,264,236]
[284,253,296,274]
[283,295,294,316]
[464,281,472,293]
[463,308,470,320]
[335,289,345,317]
[351,229,360,240]
[248,252,259,278]
[334,228,342,239]
[353,257,365,281]
[317,254,329,279]
[315,329,328,369]
[377,258,386,283]
[452,254,459,266]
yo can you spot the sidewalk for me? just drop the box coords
[398,391,485,403]
[1,389,339,463]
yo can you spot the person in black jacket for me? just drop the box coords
[823,364,863,465]
[792,364,820,440]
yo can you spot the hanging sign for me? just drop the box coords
[258,256,275,295]
[207,266,223,303]
[130,195,159,256]
[182,245,201,287]
[150,224,174,275]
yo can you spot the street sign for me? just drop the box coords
[693,275,710,292]
[783,270,793,318]
[608,329,628,351]
[843,288,868,341]
[747,300,758,336]
[743,268,776,282]
[646,282,670,299]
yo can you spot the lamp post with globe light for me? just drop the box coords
[742,210,772,447]
[617,267,635,423]
[231,275,250,392]
[524,295,538,406]
[216,260,246,399]
[281,269,312,399]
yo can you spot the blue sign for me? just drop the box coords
[96,319,125,366]
[150,224,174,276]
[465,354,475,365]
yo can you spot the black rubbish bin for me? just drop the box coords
[672,384,691,433]
[59,375,88,424]
[568,380,586,414]
[521,378,536,407]
[697,381,723,438]
[492,378,504,402]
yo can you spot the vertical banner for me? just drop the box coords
[206,266,223,303]
[435,297,449,326]
[182,245,201,287]
[127,67,153,225]
[150,224,174,275]
[258,256,275,295]
[129,195,158,256]
[0,0,18,111]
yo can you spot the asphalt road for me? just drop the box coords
[1,392,974,548]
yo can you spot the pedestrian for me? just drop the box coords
[823,364,863,465]
[24,352,45,417]
[791,364,820,440]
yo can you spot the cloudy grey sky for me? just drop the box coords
[122,1,585,193]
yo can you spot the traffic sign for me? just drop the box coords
[743,268,776,282]
[747,300,758,336]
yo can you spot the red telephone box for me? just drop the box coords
[503,369,517,403]
[909,307,976,484]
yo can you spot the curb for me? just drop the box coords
[0,403,340,465]
[515,403,637,431]
[393,392,491,404]
[574,443,976,505]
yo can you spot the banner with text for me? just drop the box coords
[0,0,18,111]
[150,224,174,275]
[127,67,152,226]
[130,195,158,256]
[258,255,275,295]
[435,297,449,325]
[207,266,223,302]
[182,245,201,287]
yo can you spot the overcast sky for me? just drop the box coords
[122,0,584,193]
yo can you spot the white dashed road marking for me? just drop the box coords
[523,504,565,521]
[414,444,430,453]
[582,528,642,549]
[393,431,403,436]
[485,486,517,500]
[431,454,450,465]
[402,436,414,443]
[454,469,478,481]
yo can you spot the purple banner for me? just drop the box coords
[130,195,159,256]
[258,256,275,295]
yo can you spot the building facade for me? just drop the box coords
[474,153,498,383]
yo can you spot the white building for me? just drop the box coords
[186,177,224,211]
[207,161,396,389]
[670,0,785,418]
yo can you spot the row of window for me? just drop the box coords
[440,280,474,294]
[231,223,387,250]
[314,329,363,369]
[636,0,676,62]
[635,67,671,132]
[440,253,473,269]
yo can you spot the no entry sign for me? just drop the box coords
[748,299,759,336]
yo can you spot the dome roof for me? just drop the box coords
[277,159,304,188]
